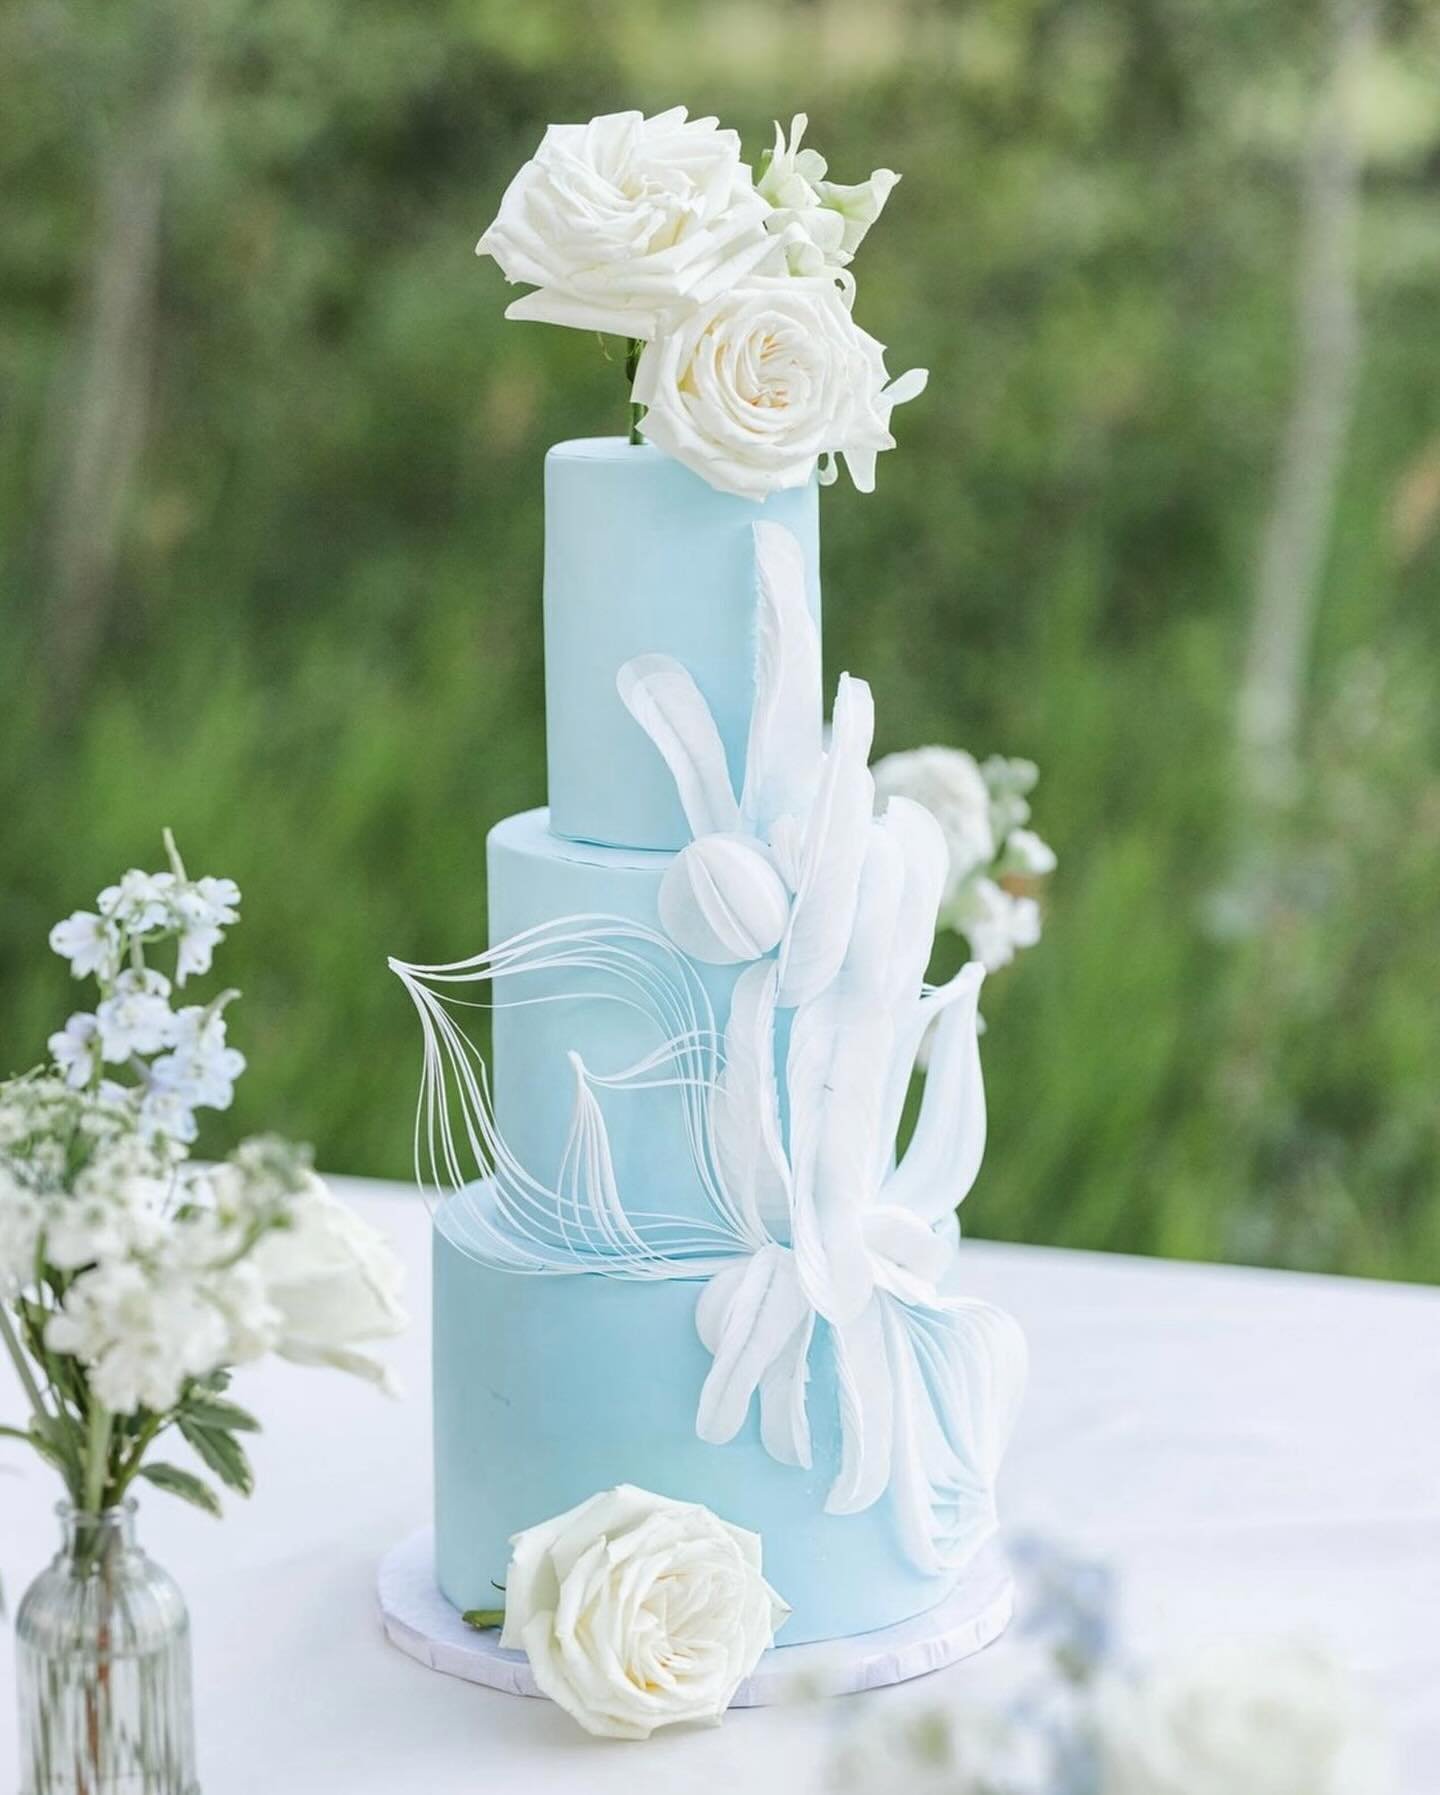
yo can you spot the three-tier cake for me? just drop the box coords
[396,437,1026,1646]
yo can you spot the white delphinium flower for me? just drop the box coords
[173,877,241,984]
[833,1700,1050,1795]
[1094,1639,1391,1795]
[97,869,176,935]
[873,746,997,908]
[246,1174,407,1387]
[95,967,178,1062]
[477,107,775,340]
[49,1012,102,1090]
[49,910,122,982]
[634,274,926,500]
[150,1005,246,1112]
[757,114,899,278]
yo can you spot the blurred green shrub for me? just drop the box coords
[2,0,1437,1278]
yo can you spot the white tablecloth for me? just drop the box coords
[3,1179,1437,1792]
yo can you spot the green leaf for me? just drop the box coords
[462,1609,505,1631]
[137,1462,223,1517]
[181,1396,261,1435]
[177,1416,255,1497]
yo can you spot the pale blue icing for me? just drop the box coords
[544,439,820,851]
[433,1203,960,1644]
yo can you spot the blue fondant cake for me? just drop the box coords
[405,436,1027,1646]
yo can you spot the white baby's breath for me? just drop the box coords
[872,744,1055,974]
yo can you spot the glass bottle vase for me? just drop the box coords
[14,1502,199,1795]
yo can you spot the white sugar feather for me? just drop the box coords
[776,673,876,1007]
[616,653,739,838]
[740,521,824,833]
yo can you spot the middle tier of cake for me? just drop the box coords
[488,805,751,1236]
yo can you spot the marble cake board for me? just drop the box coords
[378,1527,1014,1707]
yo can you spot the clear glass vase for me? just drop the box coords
[14,1502,199,1795]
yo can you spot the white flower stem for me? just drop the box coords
[162,826,188,883]
[0,1304,53,1432]
[625,338,644,446]
[84,1400,113,1514]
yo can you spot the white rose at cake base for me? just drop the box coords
[499,1486,787,1740]
[633,277,927,500]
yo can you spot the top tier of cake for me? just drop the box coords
[543,438,822,851]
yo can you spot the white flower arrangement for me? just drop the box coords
[465,1484,787,1740]
[871,746,1057,973]
[1,833,406,1519]
[831,1539,1392,1795]
[477,106,925,500]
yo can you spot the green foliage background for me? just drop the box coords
[3,0,1438,1279]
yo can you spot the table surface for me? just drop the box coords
[3,1178,1438,1793]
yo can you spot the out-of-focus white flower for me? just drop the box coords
[1095,1639,1391,1795]
[246,1178,406,1387]
[0,1165,42,1291]
[49,911,121,982]
[757,114,899,278]
[1004,828,1058,877]
[634,274,926,500]
[873,746,996,906]
[97,870,176,934]
[477,107,775,340]
[46,1259,231,1415]
[137,1088,200,1146]
[833,1699,1050,1794]
[501,1484,787,1739]
[953,877,1042,971]
[982,754,1040,837]
[49,1013,101,1090]
[95,968,177,1063]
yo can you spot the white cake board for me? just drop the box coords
[378,1528,1013,1706]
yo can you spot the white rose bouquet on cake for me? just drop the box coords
[477,106,925,499]
[0,832,406,1524]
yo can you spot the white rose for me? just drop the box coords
[500,1484,788,1739]
[477,107,775,340]
[1095,1640,1391,1795]
[634,275,926,500]
[246,1178,406,1387]
[757,114,900,278]
[872,746,996,905]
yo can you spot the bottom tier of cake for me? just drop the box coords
[432,1194,973,1647]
